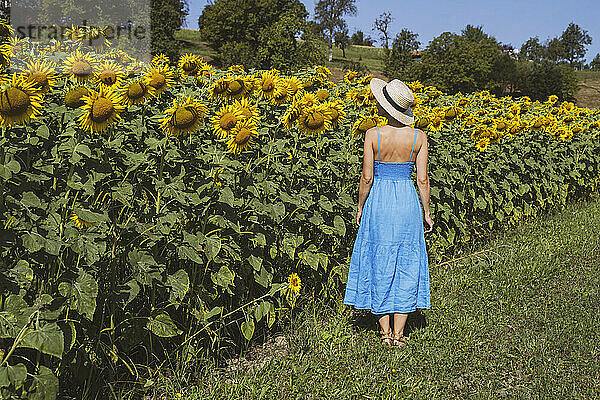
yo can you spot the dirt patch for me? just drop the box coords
[576,79,600,108]
[222,334,289,380]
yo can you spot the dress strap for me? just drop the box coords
[377,127,381,161]
[408,128,417,163]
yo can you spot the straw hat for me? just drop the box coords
[369,78,415,125]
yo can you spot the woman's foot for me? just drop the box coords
[392,331,408,347]
[380,329,393,347]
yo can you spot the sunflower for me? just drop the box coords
[257,70,280,99]
[226,118,258,153]
[415,116,432,129]
[178,53,203,76]
[316,89,330,102]
[270,80,290,106]
[475,137,490,151]
[226,76,254,100]
[282,103,302,130]
[324,99,345,127]
[119,79,156,106]
[64,86,91,108]
[233,97,260,124]
[94,61,125,89]
[70,211,93,228]
[78,87,126,134]
[63,50,98,82]
[344,70,358,84]
[210,77,230,101]
[152,53,170,67]
[352,113,387,137]
[296,91,319,110]
[285,77,303,97]
[159,96,208,137]
[0,43,10,67]
[80,26,111,53]
[143,64,176,98]
[63,24,83,43]
[0,74,44,127]
[287,272,301,294]
[297,103,332,136]
[0,20,15,37]
[211,104,244,139]
[228,64,245,73]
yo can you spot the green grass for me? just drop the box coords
[576,70,600,82]
[173,29,217,59]
[157,192,600,399]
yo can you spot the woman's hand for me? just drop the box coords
[356,206,363,226]
[423,213,434,233]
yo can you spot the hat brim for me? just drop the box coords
[369,78,414,125]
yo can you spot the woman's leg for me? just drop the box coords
[393,313,408,336]
[378,314,391,332]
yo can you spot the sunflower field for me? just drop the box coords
[1,22,600,398]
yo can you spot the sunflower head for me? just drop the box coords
[352,113,387,137]
[324,99,345,127]
[287,273,301,294]
[211,104,244,139]
[297,104,333,136]
[344,70,358,84]
[210,77,231,100]
[152,53,171,67]
[233,97,260,124]
[65,86,91,108]
[78,87,126,134]
[159,96,208,137]
[70,211,93,228]
[0,74,44,128]
[21,59,58,94]
[143,65,176,98]
[475,137,490,152]
[63,50,98,82]
[258,70,280,99]
[94,61,125,89]
[178,53,203,76]
[226,118,259,154]
[120,79,156,106]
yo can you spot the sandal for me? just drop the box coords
[392,332,408,347]
[380,329,393,347]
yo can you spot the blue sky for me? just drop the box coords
[185,0,600,63]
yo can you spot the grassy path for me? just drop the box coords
[172,193,600,399]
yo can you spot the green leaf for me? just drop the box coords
[22,232,45,252]
[167,269,190,303]
[146,313,183,337]
[254,301,272,323]
[19,322,64,359]
[8,260,33,290]
[241,318,255,340]
[333,215,346,237]
[21,192,42,209]
[0,363,27,389]
[254,265,273,288]
[248,254,262,271]
[205,236,221,260]
[213,266,234,289]
[58,270,98,320]
[28,365,59,400]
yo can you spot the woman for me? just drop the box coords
[343,78,434,348]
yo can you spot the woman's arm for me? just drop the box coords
[357,128,375,210]
[415,130,431,217]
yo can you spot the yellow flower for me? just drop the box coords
[211,104,244,139]
[225,119,259,154]
[143,64,176,98]
[352,113,387,137]
[63,50,98,82]
[324,99,345,127]
[297,103,332,136]
[344,70,358,84]
[178,53,203,76]
[0,74,44,128]
[257,70,280,99]
[226,76,254,100]
[94,61,125,89]
[78,87,126,134]
[159,96,207,137]
[70,211,93,228]
[64,86,91,108]
[288,273,301,294]
[119,79,156,106]
[475,137,490,151]
[151,53,170,66]
[233,97,260,124]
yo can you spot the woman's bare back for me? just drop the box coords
[373,125,422,163]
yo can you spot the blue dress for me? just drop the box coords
[343,127,431,315]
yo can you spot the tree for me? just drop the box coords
[373,11,393,50]
[334,26,350,58]
[520,37,545,63]
[198,0,315,71]
[314,0,357,62]
[545,37,566,64]
[591,53,600,71]
[560,22,592,70]
[351,30,374,46]
[384,28,419,78]
[151,0,188,62]
[461,24,497,46]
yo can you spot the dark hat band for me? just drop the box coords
[382,85,410,114]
